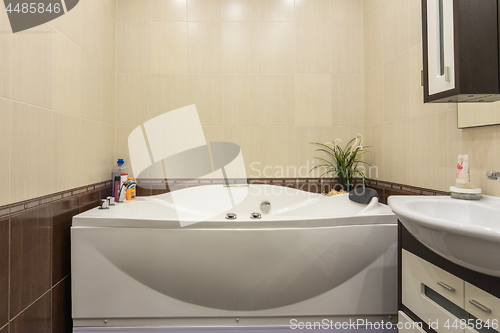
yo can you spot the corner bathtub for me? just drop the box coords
[71,184,398,330]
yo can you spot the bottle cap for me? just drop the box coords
[128,177,135,180]
[117,158,124,166]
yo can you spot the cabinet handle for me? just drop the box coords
[445,66,451,82]
[469,300,492,314]
[437,281,455,292]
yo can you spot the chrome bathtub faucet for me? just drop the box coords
[486,170,500,180]
[260,201,271,213]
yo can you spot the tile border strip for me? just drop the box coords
[0,180,112,219]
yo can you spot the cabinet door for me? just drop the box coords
[465,283,500,325]
[402,250,465,333]
[399,311,427,333]
[426,0,455,95]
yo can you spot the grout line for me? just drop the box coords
[0,96,113,126]
[49,16,115,73]
[8,287,52,324]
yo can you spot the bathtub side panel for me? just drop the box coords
[71,224,397,323]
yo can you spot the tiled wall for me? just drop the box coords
[0,0,117,207]
[362,0,500,196]
[115,0,365,179]
[0,181,112,333]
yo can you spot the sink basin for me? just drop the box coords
[388,195,500,277]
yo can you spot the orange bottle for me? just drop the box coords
[126,177,136,200]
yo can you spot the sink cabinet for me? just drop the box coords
[399,223,500,332]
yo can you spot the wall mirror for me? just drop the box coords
[458,102,500,128]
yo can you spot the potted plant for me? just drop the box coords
[310,135,370,192]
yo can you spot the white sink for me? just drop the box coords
[388,195,500,277]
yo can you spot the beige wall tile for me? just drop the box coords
[0,15,10,98]
[296,22,331,74]
[11,102,53,202]
[150,0,187,21]
[223,75,259,126]
[151,22,187,74]
[363,123,384,180]
[149,75,189,119]
[117,0,150,21]
[223,22,258,73]
[81,52,100,121]
[53,113,83,192]
[332,22,363,74]
[100,65,116,125]
[409,0,422,47]
[188,0,223,21]
[383,0,409,62]
[295,0,330,22]
[102,9,116,71]
[384,50,410,121]
[364,66,384,125]
[82,0,104,63]
[117,75,153,127]
[259,0,294,21]
[118,75,188,126]
[295,75,332,127]
[0,1,11,31]
[239,126,296,178]
[223,0,259,21]
[50,0,83,46]
[117,22,150,74]
[259,22,295,74]
[447,108,463,189]
[363,7,383,71]
[82,119,102,184]
[332,75,363,126]
[295,126,332,178]
[11,24,53,108]
[0,99,10,205]
[188,22,223,74]
[363,0,385,21]
[409,112,448,191]
[331,0,362,23]
[462,125,500,196]
[383,118,410,185]
[101,124,116,180]
[187,75,223,126]
[259,75,295,126]
[100,0,117,20]
[409,44,446,116]
[53,32,82,116]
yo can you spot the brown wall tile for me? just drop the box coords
[11,293,51,333]
[0,219,8,328]
[51,278,72,333]
[79,191,100,213]
[100,186,112,200]
[10,207,51,319]
[51,198,79,285]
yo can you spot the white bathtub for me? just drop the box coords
[71,184,398,331]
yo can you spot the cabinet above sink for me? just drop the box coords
[423,0,500,103]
